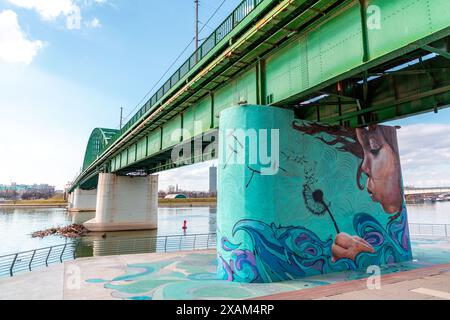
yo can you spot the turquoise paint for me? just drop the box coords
[130,296,153,301]
[217,105,412,283]
[85,239,450,300]
[86,279,108,284]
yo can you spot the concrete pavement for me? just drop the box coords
[1,237,449,300]
[254,263,450,300]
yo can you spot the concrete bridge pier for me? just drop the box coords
[68,188,97,224]
[67,192,74,210]
[69,188,97,212]
[217,105,412,283]
[84,173,158,232]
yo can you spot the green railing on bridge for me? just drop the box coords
[103,0,266,159]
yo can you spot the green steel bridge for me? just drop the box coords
[71,0,450,191]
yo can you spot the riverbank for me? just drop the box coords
[0,200,68,209]
[158,198,217,207]
[0,198,216,209]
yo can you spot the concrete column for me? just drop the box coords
[84,173,158,232]
[69,188,97,212]
[67,192,74,209]
[217,105,412,283]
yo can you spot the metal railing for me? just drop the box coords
[0,242,78,278]
[89,0,266,166]
[409,223,450,237]
[0,233,216,278]
[87,233,217,257]
[2,223,450,279]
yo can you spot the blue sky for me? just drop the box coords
[0,0,239,190]
[0,0,449,190]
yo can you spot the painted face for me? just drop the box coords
[356,126,403,214]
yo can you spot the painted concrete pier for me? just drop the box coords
[217,105,411,283]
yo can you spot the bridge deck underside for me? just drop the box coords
[294,49,450,126]
[74,0,450,190]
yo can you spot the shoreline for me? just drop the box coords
[0,199,217,210]
[159,202,217,208]
[158,198,217,207]
[0,203,68,209]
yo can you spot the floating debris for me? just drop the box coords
[32,224,89,239]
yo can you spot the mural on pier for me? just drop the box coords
[217,106,412,283]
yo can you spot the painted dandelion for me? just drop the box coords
[302,184,340,234]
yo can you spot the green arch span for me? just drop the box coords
[82,128,119,171]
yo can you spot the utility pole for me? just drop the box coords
[119,107,123,129]
[194,0,199,63]
[195,0,199,51]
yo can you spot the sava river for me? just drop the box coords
[0,203,448,257]
[0,206,216,257]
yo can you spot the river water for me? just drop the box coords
[0,203,448,257]
[0,206,216,257]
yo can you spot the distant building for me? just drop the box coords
[209,166,217,194]
[0,183,55,199]
[165,194,188,199]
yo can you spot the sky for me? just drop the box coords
[0,0,449,191]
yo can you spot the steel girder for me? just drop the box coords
[72,0,450,189]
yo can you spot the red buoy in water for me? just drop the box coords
[182,220,187,230]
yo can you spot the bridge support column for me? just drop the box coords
[217,105,412,283]
[68,188,97,224]
[84,173,158,232]
[69,188,97,212]
[67,192,74,210]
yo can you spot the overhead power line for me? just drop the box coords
[119,0,228,127]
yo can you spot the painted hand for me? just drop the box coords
[331,233,375,262]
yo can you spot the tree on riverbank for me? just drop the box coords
[21,190,55,200]
[0,190,18,203]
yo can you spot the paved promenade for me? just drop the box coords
[0,237,449,300]
[255,263,450,300]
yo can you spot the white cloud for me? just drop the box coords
[0,10,44,64]
[85,17,101,29]
[397,123,450,187]
[7,0,78,20]
[65,4,81,29]
[5,0,106,30]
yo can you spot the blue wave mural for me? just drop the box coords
[218,208,411,283]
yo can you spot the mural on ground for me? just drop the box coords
[82,238,450,300]
[217,105,412,283]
